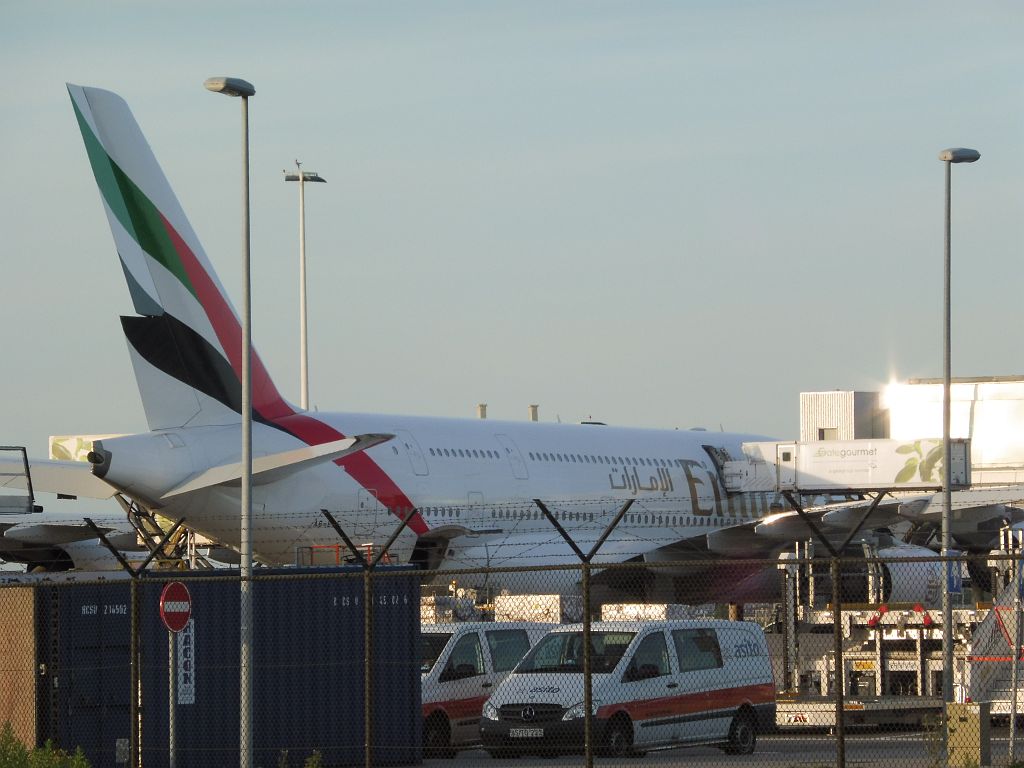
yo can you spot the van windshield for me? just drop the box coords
[420,632,453,673]
[516,631,635,674]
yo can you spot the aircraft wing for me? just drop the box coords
[895,486,1024,550]
[706,486,1024,557]
[0,456,118,499]
[703,496,906,558]
[2,520,125,546]
[897,486,1024,522]
[0,511,141,571]
[162,433,393,498]
[443,496,918,573]
[0,453,149,570]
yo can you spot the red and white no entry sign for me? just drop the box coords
[159,581,192,633]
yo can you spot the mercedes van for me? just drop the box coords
[420,622,553,758]
[479,620,775,757]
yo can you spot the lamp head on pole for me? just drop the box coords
[204,77,255,98]
[284,171,327,183]
[938,147,980,163]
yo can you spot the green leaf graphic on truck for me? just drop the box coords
[895,440,944,484]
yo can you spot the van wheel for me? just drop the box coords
[723,711,756,755]
[603,715,635,758]
[424,714,455,760]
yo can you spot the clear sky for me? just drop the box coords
[1,1,1022,468]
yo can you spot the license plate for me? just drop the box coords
[509,728,544,738]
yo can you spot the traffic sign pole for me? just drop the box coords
[159,582,192,768]
[169,631,177,768]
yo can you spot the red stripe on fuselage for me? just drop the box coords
[159,214,428,536]
[275,413,429,535]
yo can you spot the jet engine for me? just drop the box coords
[806,542,944,607]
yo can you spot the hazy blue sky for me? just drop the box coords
[1,1,1022,468]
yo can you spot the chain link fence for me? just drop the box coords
[0,552,1021,767]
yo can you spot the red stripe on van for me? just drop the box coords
[596,682,774,722]
[423,695,490,721]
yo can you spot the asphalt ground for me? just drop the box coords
[424,726,1022,768]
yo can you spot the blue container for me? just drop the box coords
[138,567,421,768]
[40,580,133,767]
[33,568,420,768]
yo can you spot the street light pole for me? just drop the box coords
[284,163,326,410]
[938,146,979,707]
[204,75,256,768]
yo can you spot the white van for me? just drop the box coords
[420,622,553,758]
[479,620,776,758]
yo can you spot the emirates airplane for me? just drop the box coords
[0,84,959,604]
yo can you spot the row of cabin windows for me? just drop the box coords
[428,447,502,460]
[422,507,461,518]
[424,446,685,470]
[419,506,738,527]
[528,452,683,468]
[421,508,573,521]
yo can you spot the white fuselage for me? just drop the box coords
[97,412,778,594]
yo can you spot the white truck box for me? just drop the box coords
[493,593,582,623]
[723,438,970,493]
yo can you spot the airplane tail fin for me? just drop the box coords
[67,84,293,430]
